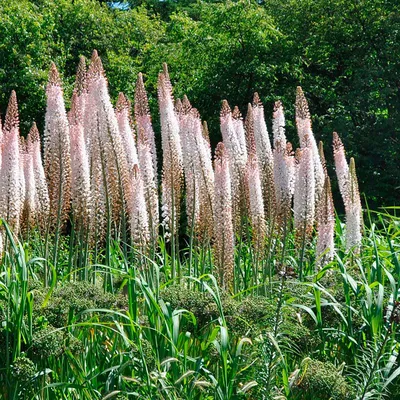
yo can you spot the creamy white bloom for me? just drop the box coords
[44,63,71,228]
[0,91,22,233]
[213,143,234,289]
[158,65,183,236]
[293,142,315,238]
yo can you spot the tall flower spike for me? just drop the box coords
[316,142,335,266]
[178,96,200,232]
[85,51,130,230]
[158,67,183,237]
[220,100,247,232]
[18,137,26,223]
[213,143,234,290]
[316,175,335,266]
[28,123,50,232]
[272,100,286,149]
[68,91,92,232]
[245,104,266,253]
[333,132,350,208]
[293,136,315,240]
[202,120,211,145]
[346,158,362,252]
[74,56,87,96]
[74,56,87,130]
[129,164,150,252]
[137,125,159,243]
[0,91,22,234]
[116,92,138,174]
[135,73,157,177]
[192,109,215,239]
[44,63,72,229]
[273,140,295,228]
[295,87,324,202]
[20,136,36,233]
[252,93,276,220]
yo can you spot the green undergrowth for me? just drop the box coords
[0,209,400,399]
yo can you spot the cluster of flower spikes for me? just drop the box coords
[0,52,362,277]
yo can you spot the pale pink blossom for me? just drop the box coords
[177,96,200,230]
[272,100,286,149]
[135,72,157,177]
[116,92,138,174]
[85,51,130,231]
[68,91,92,230]
[295,87,324,201]
[293,139,315,239]
[0,91,22,233]
[137,125,159,243]
[28,123,50,230]
[158,64,183,237]
[20,139,36,232]
[346,158,362,252]
[252,94,275,219]
[220,101,247,231]
[333,132,350,208]
[213,143,234,289]
[129,165,150,250]
[273,140,295,226]
[44,63,71,228]
[316,173,335,266]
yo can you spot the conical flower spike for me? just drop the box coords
[0,91,23,234]
[213,142,234,290]
[44,63,72,229]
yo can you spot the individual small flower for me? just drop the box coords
[0,91,23,234]
[44,63,72,229]
[252,94,276,220]
[158,64,183,237]
[293,137,315,240]
[213,143,234,290]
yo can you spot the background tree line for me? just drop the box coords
[0,0,399,207]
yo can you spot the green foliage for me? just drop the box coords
[294,359,355,400]
[33,280,125,327]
